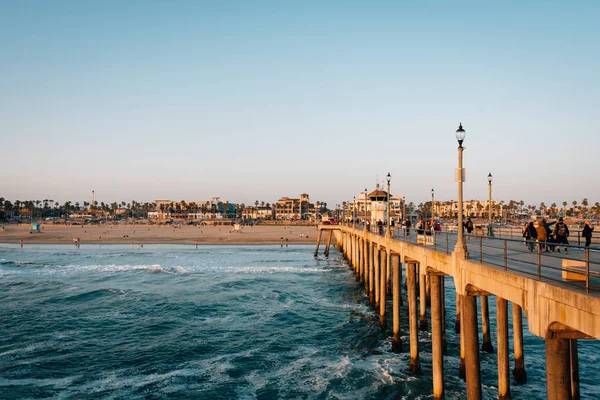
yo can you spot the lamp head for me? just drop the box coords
[456,123,466,147]
[386,172,391,184]
[488,172,492,184]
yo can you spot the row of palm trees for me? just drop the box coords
[0,197,156,220]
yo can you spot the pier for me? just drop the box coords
[315,224,600,399]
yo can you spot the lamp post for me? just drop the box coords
[455,123,467,255]
[364,188,368,232]
[353,196,356,228]
[487,172,494,237]
[431,188,435,222]
[386,173,391,236]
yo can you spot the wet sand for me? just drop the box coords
[0,224,320,245]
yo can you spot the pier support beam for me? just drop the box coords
[324,230,332,257]
[455,292,461,333]
[570,339,580,400]
[407,262,420,373]
[380,249,387,326]
[314,229,322,257]
[431,274,444,399]
[358,238,364,284]
[497,297,511,400]
[369,243,375,304]
[458,294,466,380]
[481,296,494,353]
[512,303,527,384]
[374,247,380,310]
[441,277,447,354]
[419,265,428,331]
[392,254,402,353]
[364,241,369,294]
[464,294,482,399]
[546,338,571,400]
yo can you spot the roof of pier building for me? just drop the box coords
[368,189,389,201]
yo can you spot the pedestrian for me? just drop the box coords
[582,220,594,247]
[405,218,412,236]
[553,217,570,254]
[464,217,474,239]
[535,220,547,252]
[525,221,537,252]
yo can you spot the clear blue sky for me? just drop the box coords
[1,1,599,208]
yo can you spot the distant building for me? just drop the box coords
[275,193,311,220]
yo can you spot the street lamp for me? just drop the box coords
[455,123,467,255]
[487,172,494,236]
[364,188,368,231]
[353,196,356,228]
[387,173,391,236]
[431,188,435,222]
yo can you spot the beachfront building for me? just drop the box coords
[275,193,313,220]
[436,200,502,219]
[149,197,237,223]
[344,185,405,224]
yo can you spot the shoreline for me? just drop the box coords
[0,224,320,246]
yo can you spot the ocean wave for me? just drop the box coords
[213,266,331,274]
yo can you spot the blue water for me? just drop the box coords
[1,244,599,399]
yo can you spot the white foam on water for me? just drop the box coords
[214,265,332,274]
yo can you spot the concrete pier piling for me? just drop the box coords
[546,338,571,400]
[380,249,387,326]
[464,294,482,399]
[364,241,369,294]
[431,274,444,399]
[314,229,322,257]
[392,253,402,353]
[455,293,461,333]
[324,230,332,257]
[441,277,447,354]
[570,339,580,400]
[407,262,421,373]
[419,265,428,331]
[374,247,380,310]
[458,294,466,380]
[369,243,375,304]
[481,296,494,353]
[512,303,527,384]
[497,297,511,400]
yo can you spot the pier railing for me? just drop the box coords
[347,222,600,294]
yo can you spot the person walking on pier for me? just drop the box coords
[404,218,411,236]
[525,221,537,252]
[464,217,474,239]
[583,220,594,247]
[553,217,570,254]
[535,220,547,252]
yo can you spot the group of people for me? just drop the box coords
[522,217,594,254]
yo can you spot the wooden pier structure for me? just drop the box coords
[314,224,600,399]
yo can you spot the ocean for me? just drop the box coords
[1,244,598,399]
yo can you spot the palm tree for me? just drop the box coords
[582,198,589,217]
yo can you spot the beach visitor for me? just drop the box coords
[582,220,594,247]
[534,220,547,252]
[525,221,537,252]
[464,217,474,239]
[553,217,570,254]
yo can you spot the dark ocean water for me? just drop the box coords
[0,244,598,399]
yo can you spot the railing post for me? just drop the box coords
[446,232,449,255]
[586,248,590,293]
[578,231,581,247]
[479,236,483,263]
[434,231,437,251]
[504,239,507,271]
[537,245,542,280]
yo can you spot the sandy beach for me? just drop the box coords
[0,224,320,245]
